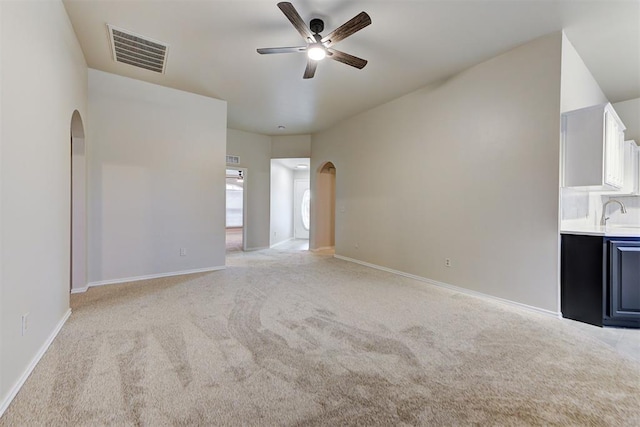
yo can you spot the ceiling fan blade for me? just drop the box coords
[257,46,306,54]
[327,49,367,69]
[303,59,318,79]
[321,11,371,47]
[277,2,315,43]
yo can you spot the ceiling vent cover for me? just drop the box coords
[108,25,168,73]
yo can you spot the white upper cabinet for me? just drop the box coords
[622,140,639,195]
[601,140,640,196]
[562,103,626,190]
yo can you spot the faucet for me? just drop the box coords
[600,199,627,226]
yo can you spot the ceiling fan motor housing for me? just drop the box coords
[310,18,324,34]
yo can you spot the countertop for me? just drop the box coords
[561,225,640,237]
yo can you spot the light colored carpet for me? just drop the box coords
[226,228,243,253]
[2,244,639,425]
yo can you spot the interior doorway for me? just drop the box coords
[226,168,245,252]
[313,161,336,252]
[70,110,87,292]
[294,179,310,239]
[270,158,310,250]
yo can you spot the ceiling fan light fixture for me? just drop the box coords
[307,44,326,61]
[258,3,371,78]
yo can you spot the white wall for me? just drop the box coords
[71,111,87,292]
[311,33,563,313]
[270,161,294,246]
[293,169,311,240]
[0,0,4,407]
[560,33,608,114]
[227,129,271,250]
[0,0,4,406]
[294,169,310,181]
[0,0,87,412]
[614,98,640,143]
[87,70,226,284]
[271,135,311,159]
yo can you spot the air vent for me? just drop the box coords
[226,155,241,165]
[108,25,168,73]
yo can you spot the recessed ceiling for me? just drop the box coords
[62,0,640,136]
[272,158,310,170]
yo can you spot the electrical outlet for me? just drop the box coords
[445,258,452,267]
[180,248,187,256]
[21,313,29,336]
[355,243,359,249]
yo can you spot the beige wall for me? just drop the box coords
[227,129,272,250]
[271,135,311,158]
[312,165,336,250]
[311,33,563,313]
[228,132,311,250]
[0,0,88,411]
[87,70,227,284]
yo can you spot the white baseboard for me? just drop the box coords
[334,255,559,318]
[84,266,225,290]
[70,286,89,294]
[0,308,72,417]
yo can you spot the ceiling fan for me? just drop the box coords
[257,2,371,79]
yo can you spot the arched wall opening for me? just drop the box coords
[70,110,87,292]
[311,161,336,251]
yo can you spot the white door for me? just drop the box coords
[294,179,310,239]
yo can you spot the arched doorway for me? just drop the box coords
[312,161,336,252]
[70,110,87,292]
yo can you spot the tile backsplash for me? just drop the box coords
[603,195,640,226]
[561,188,589,221]
[561,188,640,229]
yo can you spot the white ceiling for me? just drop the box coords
[272,157,310,170]
[62,0,639,136]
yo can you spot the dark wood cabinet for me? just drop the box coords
[561,234,605,326]
[609,240,640,321]
[561,234,640,328]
